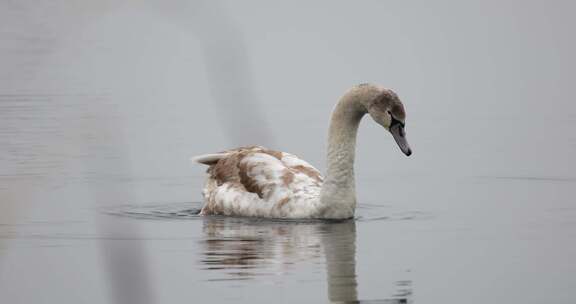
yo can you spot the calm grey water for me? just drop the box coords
[1,1,576,303]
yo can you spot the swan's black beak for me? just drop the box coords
[390,123,412,156]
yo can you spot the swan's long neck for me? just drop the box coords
[319,90,369,218]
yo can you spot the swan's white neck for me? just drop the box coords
[319,86,380,218]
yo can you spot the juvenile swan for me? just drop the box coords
[192,84,412,219]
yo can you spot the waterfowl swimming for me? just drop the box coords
[192,84,412,219]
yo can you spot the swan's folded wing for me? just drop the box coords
[201,150,288,216]
[280,152,324,183]
[200,148,323,218]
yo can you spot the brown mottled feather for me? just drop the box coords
[291,165,323,183]
[282,170,295,186]
[200,146,323,217]
[207,147,285,200]
[277,197,291,208]
[238,160,265,199]
[210,153,241,186]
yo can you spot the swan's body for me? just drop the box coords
[195,146,325,218]
[193,84,411,219]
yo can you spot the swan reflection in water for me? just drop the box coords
[199,216,412,303]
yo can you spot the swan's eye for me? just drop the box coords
[390,115,405,128]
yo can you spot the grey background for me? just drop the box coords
[1,1,575,303]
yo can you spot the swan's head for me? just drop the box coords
[366,88,412,156]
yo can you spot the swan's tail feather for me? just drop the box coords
[191,153,228,165]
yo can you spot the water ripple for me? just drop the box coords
[104,202,434,223]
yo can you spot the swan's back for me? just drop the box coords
[194,146,324,218]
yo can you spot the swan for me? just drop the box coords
[192,83,411,219]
